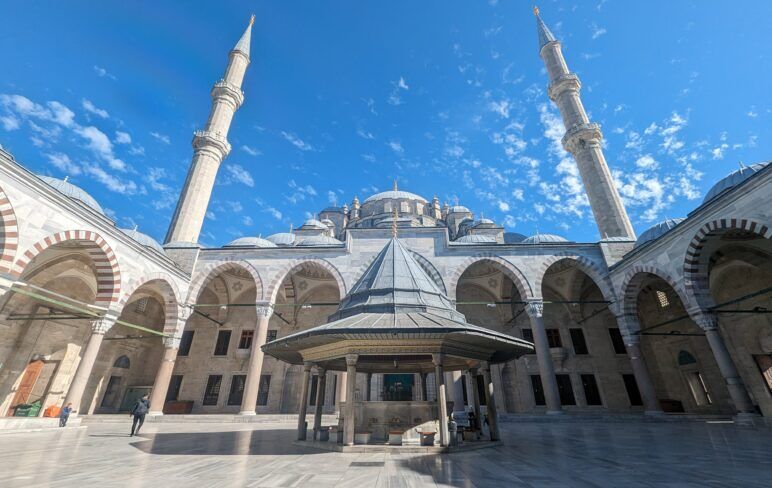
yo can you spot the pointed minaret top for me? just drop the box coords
[534,6,557,50]
[233,14,254,58]
[393,179,398,191]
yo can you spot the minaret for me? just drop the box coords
[534,8,635,239]
[165,16,254,244]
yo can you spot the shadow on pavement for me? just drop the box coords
[128,428,318,456]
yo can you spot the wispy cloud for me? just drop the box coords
[281,131,314,151]
[150,131,171,145]
[388,77,409,106]
[93,65,116,80]
[115,131,131,144]
[224,164,254,187]
[82,99,108,119]
[45,152,81,175]
[590,23,607,39]
[388,140,404,155]
[241,145,261,156]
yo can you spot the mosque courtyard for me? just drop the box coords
[1,419,769,487]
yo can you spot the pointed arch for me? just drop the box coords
[11,230,121,307]
[684,217,771,309]
[0,186,19,274]
[447,254,533,302]
[533,253,616,303]
[265,258,346,303]
[619,264,694,335]
[118,272,183,335]
[187,259,264,304]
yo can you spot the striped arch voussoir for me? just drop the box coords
[0,187,19,274]
[118,273,182,334]
[11,230,121,307]
[187,259,264,304]
[266,258,346,303]
[684,217,770,309]
[447,253,533,301]
[620,264,693,320]
[534,253,616,303]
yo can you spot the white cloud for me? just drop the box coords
[388,140,404,155]
[242,215,254,226]
[497,200,510,212]
[362,154,376,163]
[0,115,19,131]
[147,167,176,209]
[488,99,511,118]
[241,145,262,156]
[82,99,108,119]
[115,131,131,144]
[327,190,338,205]
[711,143,728,160]
[356,128,375,140]
[225,164,254,187]
[281,131,314,151]
[150,131,171,145]
[93,65,116,80]
[74,125,126,171]
[265,207,282,220]
[388,77,410,106]
[83,164,139,195]
[635,154,659,169]
[45,152,81,175]
[590,24,607,39]
[285,179,317,204]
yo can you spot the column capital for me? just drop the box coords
[303,361,314,372]
[91,312,119,334]
[255,302,274,318]
[468,366,479,375]
[525,299,544,318]
[480,360,492,372]
[687,307,719,331]
[345,354,358,367]
[315,365,327,376]
[163,335,181,349]
[178,304,193,322]
[432,353,444,366]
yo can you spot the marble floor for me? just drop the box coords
[0,419,770,487]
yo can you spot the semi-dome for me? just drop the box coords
[266,233,296,246]
[224,236,277,248]
[522,233,570,244]
[363,190,428,204]
[634,218,685,249]
[301,218,327,230]
[503,232,527,243]
[454,234,497,244]
[294,235,344,247]
[39,176,105,215]
[703,162,770,204]
[120,228,165,253]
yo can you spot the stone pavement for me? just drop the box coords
[0,419,770,487]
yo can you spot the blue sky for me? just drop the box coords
[1,1,770,245]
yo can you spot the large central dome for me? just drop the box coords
[363,190,428,204]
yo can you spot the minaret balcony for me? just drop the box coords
[192,130,232,158]
[548,73,581,101]
[211,79,245,108]
[561,123,602,153]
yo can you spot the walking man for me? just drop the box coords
[59,403,74,427]
[129,394,150,436]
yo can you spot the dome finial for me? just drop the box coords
[738,161,746,169]
[133,224,138,231]
[533,5,540,16]
[289,223,293,234]
[249,13,255,26]
[63,175,69,182]
[393,179,398,191]
[392,208,398,238]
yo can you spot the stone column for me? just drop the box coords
[624,339,662,414]
[239,303,273,415]
[148,338,179,416]
[481,362,500,441]
[313,367,327,440]
[366,373,372,401]
[691,310,756,415]
[297,362,313,440]
[432,354,449,447]
[468,368,482,431]
[451,370,466,413]
[525,300,562,414]
[420,372,428,401]
[63,312,117,412]
[343,354,358,446]
[338,372,347,403]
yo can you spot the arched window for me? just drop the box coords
[677,350,697,366]
[113,355,131,369]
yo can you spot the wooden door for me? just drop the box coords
[9,360,44,414]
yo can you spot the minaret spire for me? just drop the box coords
[165,16,254,244]
[534,9,635,239]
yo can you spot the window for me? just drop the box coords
[113,355,131,369]
[214,330,231,356]
[309,375,319,406]
[581,374,602,405]
[655,290,670,308]
[267,330,278,342]
[203,375,223,406]
[166,375,183,402]
[227,375,246,406]
[530,375,545,406]
[521,328,534,343]
[753,355,772,393]
[622,374,643,406]
[238,330,254,349]
[134,297,149,314]
[546,328,562,348]
[555,374,576,405]
[569,328,588,355]
[608,328,626,354]
[257,375,271,406]
[178,331,194,356]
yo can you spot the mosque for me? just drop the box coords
[0,10,769,439]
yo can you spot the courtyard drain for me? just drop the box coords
[350,462,385,467]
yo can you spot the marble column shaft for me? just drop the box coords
[63,313,117,412]
[148,343,179,415]
[624,341,662,414]
[482,362,500,441]
[313,368,326,440]
[468,369,482,431]
[297,362,312,440]
[343,355,358,446]
[240,304,272,415]
[526,300,562,413]
[433,354,449,447]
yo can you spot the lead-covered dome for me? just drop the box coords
[363,190,428,204]
[224,236,277,248]
[294,235,344,247]
[522,233,570,244]
[703,162,769,204]
[454,234,497,244]
[120,228,165,253]
[634,218,685,248]
[266,233,296,246]
[40,176,105,215]
[301,219,327,230]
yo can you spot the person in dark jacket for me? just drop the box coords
[59,403,75,427]
[129,394,150,436]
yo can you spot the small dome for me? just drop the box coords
[266,233,296,246]
[522,233,570,244]
[363,190,428,204]
[634,218,685,248]
[301,219,327,230]
[39,176,105,215]
[454,234,497,244]
[321,218,335,227]
[449,205,471,214]
[295,235,344,247]
[224,236,277,248]
[120,228,165,253]
[703,162,770,204]
[503,232,527,243]
[472,218,496,227]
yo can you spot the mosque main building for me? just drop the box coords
[0,10,769,435]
